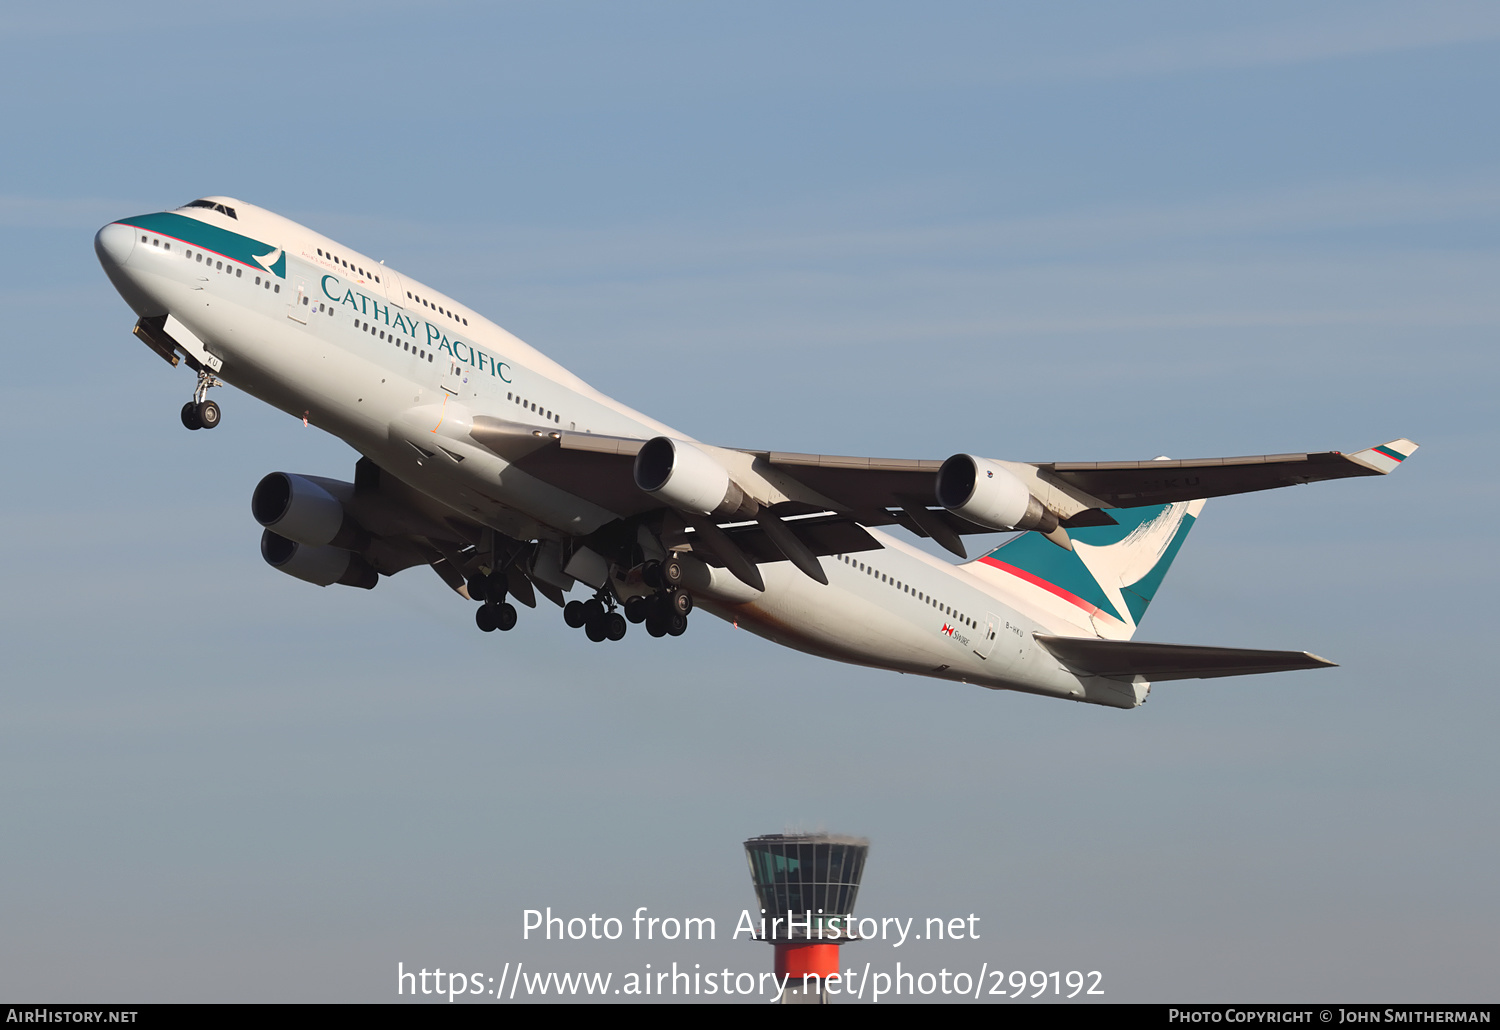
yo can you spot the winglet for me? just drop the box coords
[1346,438,1418,475]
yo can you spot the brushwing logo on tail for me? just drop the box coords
[974,499,1203,638]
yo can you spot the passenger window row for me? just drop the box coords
[358,319,433,362]
[835,553,976,629]
[312,246,472,329]
[506,391,561,424]
[316,247,383,285]
[180,246,255,285]
[407,291,469,327]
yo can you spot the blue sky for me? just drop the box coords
[1,1,1496,1002]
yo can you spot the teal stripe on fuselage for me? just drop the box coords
[117,211,285,277]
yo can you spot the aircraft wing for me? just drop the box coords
[468,418,1416,556]
[758,438,1418,514]
[1031,438,1418,508]
[1034,635,1337,681]
[748,439,1419,555]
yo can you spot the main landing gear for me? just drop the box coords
[180,369,223,431]
[471,555,695,642]
[561,558,692,642]
[469,571,518,633]
[635,589,690,638]
[563,591,628,643]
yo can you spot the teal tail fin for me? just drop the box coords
[966,499,1204,640]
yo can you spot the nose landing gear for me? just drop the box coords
[181,369,223,431]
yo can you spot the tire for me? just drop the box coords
[197,399,221,429]
[495,602,518,632]
[585,616,607,642]
[624,596,648,624]
[475,605,497,632]
[583,598,605,624]
[662,555,685,587]
[671,590,694,616]
[645,613,667,638]
[181,402,202,431]
[605,612,627,641]
[666,612,687,636]
[564,600,588,628]
[641,561,663,589]
[468,576,489,602]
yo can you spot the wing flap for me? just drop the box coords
[1034,634,1336,681]
[671,514,882,565]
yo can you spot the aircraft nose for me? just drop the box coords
[94,221,136,270]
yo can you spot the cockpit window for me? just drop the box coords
[182,199,237,219]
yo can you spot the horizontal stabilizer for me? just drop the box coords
[1034,634,1336,681]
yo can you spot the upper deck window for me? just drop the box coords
[182,199,238,219]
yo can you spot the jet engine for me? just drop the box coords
[251,472,367,550]
[935,454,1059,534]
[633,437,755,518]
[260,529,378,589]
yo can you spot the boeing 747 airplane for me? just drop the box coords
[95,197,1416,709]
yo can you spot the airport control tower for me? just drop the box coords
[743,833,870,1004]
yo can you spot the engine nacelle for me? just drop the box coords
[252,472,365,550]
[260,530,378,589]
[935,454,1059,534]
[633,437,753,518]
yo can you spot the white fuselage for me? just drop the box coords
[96,199,1140,709]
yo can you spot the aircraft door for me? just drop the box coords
[974,612,999,658]
[379,267,408,309]
[440,353,465,398]
[287,275,310,324]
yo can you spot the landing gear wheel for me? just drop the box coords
[641,560,664,589]
[662,555,685,588]
[605,612,627,641]
[564,600,588,628]
[645,612,667,638]
[624,596,648,624]
[585,615,608,642]
[475,605,497,632]
[582,598,605,624]
[468,576,489,602]
[494,601,518,632]
[666,612,688,636]
[670,590,693,616]
[185,368,222,432]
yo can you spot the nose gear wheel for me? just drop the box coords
[182,369,224,431]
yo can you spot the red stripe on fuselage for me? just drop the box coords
[977,556,1102,615]
[115,221,260,273]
